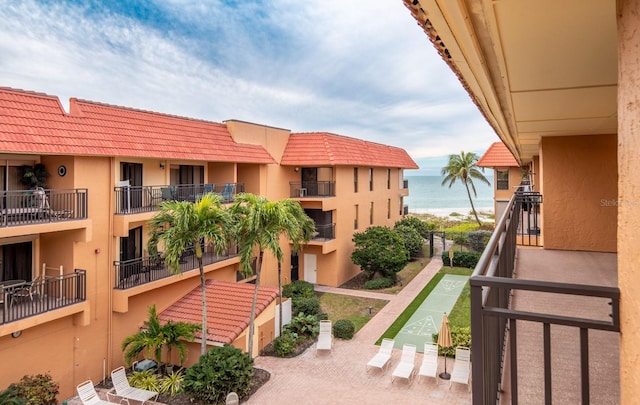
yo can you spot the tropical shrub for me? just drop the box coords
[394,216,434,238]
[7,374,58,405]
[183,345,253,404]
[282,280,315,299]
[272,330,298,357]
[292,296,321,316]
[159,370,185,395]
[442,251,482,268]
[468,230,492,252]
[364,277,395,290]
[128,369,161,392]
[285,312,319,339]
[352,226,408,281]
[433,326,472,357]
[393,224,423,259]
[0,387,25,405]
[333,319,355,340]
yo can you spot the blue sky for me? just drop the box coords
[0,0,499,175]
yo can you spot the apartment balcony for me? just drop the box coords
[0,270,89,334]
[113,246,238,290]
[400,178,409,197]
[113,183,244,236]
[289,181,335,198]
[306,223,337,253]
[0,188,89,236]
[470,190,619,404]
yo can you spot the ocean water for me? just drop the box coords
[405,175,494,217]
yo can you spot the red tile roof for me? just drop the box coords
[159,280,278,344]
[281,132,419,169]
[477,142,519,167]
[0,87,275,163]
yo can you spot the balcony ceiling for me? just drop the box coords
[406,0,618,164]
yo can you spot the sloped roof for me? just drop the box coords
[477,142,519,168]
[0,87,275,163]
[159,280,278,344]
[281,132,418,169]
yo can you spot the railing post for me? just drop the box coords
[470,280,484,405]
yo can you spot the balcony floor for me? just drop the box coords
[503,248,619,404]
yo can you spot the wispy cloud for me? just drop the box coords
[0,0,498,168]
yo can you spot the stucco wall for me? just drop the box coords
[618,1,640,402]
[540,135,617,252]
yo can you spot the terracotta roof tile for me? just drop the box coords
[0,87,275,163]
[159,280,278,344]
[281,132,418,169]
[477,142,519,167]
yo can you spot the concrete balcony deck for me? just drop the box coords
[503,248,619,404]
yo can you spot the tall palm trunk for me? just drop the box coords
[247,251,264,358]
[196,245,207,356]
[277,261,283,335]
[464,182,482,226]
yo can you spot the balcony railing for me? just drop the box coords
[470,188,620,405]
[289,182,335,198]
[312,223,335,240]
[113,246,237,289]
[114,183,244,214]
[1,270,87,324]
[0,188,88,227]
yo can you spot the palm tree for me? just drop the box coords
[121,305,200,371]
[229,193,315,357]
[441,151,491,226]
[147,193,231,355]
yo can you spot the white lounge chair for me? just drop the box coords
[316,320,333,354]
[418,342,439,383]
[77,380,117,405]
[391,343,417,385]
[108,366,159,404]
[366,338,395,373]
[450,346,471,390]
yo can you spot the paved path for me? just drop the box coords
[248,257,472,404]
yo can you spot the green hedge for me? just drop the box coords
[282,280,315,298]
[432,326,471,357]
[292,296,321,316]
[442,251,481,268]
[364,277,395,290]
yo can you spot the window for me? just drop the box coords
[354,168,358,193]
[387,169,391,189]
[496,169,509,190]
[369,202,374,225]
[354,205,359,230]
[369,168,373,191]
[387,198,391,219]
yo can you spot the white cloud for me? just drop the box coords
[0,0,497,162]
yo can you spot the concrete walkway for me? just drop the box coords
[248,257,472,404]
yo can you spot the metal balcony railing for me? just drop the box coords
[113,246,238,289]
[114,183,244,214]
[289,182,335,198]
[312,223,335,240]
[0,188,88,227]
[469,187,620,405]
[1,270,87,324]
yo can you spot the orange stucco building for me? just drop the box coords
[405,0,636,402]
[0,87,417,397]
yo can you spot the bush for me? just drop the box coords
[315,312,329,321]
[393,224,424,259]
[7,374,59,405]
[292,296,321,316]
[442,251,481,268]
[282,280,315,298]
[272,330,298,357]
[183,345,253,404]
[158,370,184,396]
[285,312,320,339]
[364,277,395,290]
[128,369,161,392]
[395,216,433,238]
[333,319,355,340]
[0,387,26,405]
[433,326,472,357]
[468,230,492,252]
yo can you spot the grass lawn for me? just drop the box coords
[376,266,473,344]
[317,292,388,332]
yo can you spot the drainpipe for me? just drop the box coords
[106,157,115,379]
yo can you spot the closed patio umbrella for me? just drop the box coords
[437,312,453,380]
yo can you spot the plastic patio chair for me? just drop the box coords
[449,346,471,390]
[77,380,117,405]
[418,342,439,382]
[391,343,417,385]
[316,320,333,354]
[107,366,159,404]
[366,338,395,373]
